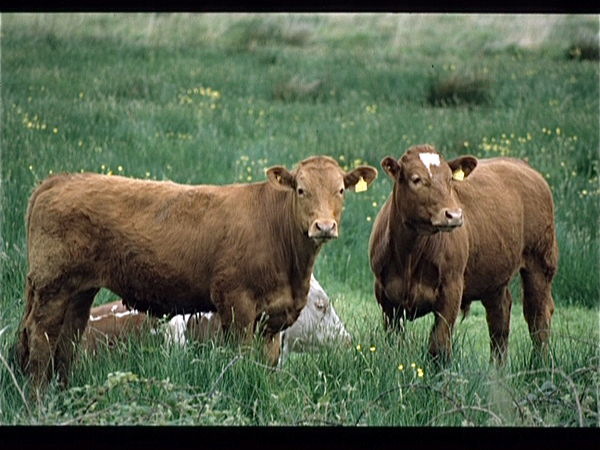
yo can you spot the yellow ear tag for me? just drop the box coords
[355,176,368,192]
[453,168,465,181]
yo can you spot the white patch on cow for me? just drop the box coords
[419,152,440,177]
[114,310,138,319]
[89,305,138,322]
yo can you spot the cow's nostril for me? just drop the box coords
[445,210,454,220]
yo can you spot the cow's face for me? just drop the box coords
[266,156,377,245]
[381,145,477,235]
[283,274,352,350]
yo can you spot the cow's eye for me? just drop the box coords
[411,176,422,186]
[339,187,344,195]
[297,187,305,196]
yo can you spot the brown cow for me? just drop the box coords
[369,145,557,364]
[14,156,377,394]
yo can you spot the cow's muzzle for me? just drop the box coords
[309,220,338,244]
[431,208,463,231]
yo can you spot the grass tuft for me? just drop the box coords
[273,75,327,103]
[427,72,492,107]
[567,31,600,61]
[226,16,314,50]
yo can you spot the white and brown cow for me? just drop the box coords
[15,156,377,393]
[369,145,557,364]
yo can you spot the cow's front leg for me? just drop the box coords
[214,289,257,346]
[429,281,462,364]
[264,332,281,367]
[375,280,405,332]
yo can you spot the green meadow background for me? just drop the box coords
[1,13,598,426]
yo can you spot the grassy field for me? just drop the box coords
[1,13,598,426]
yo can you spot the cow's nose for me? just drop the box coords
[443,209,463,227]
[309,220,338,241]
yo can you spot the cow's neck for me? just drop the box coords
[268,185,318,294]
[389,187,435,268]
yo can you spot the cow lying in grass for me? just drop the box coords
[15,156,376,394]
[81,275,351,365]
[369,145,557,364]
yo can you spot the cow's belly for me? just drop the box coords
[106,269,214,317]
[382,270,438,320]
[463,238,522,299]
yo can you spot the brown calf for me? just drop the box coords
[369,145,557,363]
[15,156,377,394]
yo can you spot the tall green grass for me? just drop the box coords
[1,13,598,426]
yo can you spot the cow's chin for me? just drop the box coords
[309,235,336,246]
[432,224,462,233]
[408,221,461,235]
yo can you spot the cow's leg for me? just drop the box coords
[481,286,512,365]
[520,267,555,359]
[22,283,72,397]
[375,281,404,332]
[214,289,257,346]
[429,283,461,363]
[264,332,281,367]
[54,288,98,387]
[13,277,36,374]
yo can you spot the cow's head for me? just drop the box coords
[381,145,477,235]
[266,156,378,245]
[278,274,352,365]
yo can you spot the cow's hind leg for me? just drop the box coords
[520,266,555,359]
[22,285,72,396]
[54,288,98,387]
[12,277,36,374]
[481,286,512,365]
[521,225,557,360]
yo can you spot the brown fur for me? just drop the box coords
[369,145,557,364]
[15,156,377,394]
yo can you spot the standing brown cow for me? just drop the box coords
[15,156,377,394]
[369,145,557,364]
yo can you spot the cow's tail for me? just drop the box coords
[459,301,471,323]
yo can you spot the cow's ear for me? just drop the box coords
[447,155,478,180]
[344,166,378,191]
[266,166,295,190]
[381,156,402,181]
